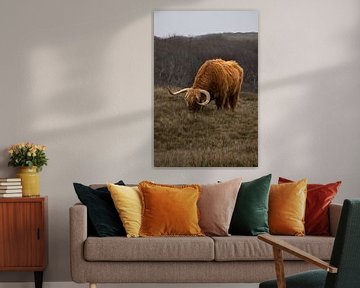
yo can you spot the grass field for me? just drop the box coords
[154,87,258,167]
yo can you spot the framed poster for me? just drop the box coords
[154,11,258,167]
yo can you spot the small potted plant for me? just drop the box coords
[8,142,48,197]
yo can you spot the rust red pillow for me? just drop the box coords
[278,177,341,236]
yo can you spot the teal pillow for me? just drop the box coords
[229,174,272,236]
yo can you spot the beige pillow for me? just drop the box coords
[198,178,242,236]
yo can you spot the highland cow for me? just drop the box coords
[168,59,244,111]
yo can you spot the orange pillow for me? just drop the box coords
[269,179,307,236]
[138,181,204,237]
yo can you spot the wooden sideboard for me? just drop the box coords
[0,197,48,288]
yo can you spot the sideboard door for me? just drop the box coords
[0,201,45,269]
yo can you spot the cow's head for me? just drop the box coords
[168,88,211,111]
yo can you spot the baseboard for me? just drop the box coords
[0,282,259,288]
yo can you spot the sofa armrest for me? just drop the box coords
[69,203,88,283]
[329,203,342,237]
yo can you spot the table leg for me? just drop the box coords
[34,271,43,288]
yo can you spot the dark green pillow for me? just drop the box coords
[73,181,126,237]
[229,174,272,236]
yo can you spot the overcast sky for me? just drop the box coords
[154,11,258,38]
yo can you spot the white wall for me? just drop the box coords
[0,0,359,283]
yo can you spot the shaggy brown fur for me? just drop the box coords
[176,59,244,111]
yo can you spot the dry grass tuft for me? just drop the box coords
[154,87,258,167]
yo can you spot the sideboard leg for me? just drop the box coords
[90,283,97,288]
[34,271,43,288]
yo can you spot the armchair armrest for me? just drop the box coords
[258,234,337,288]
[258,234,337,273]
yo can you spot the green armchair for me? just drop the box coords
[258,199,360,288]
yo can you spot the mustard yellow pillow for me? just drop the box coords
[107,183,142,238]
[138,181,204,237]
[269,179,307,236]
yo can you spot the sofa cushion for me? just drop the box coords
[107,184,142,238]
[84,236,214,261]
[198,178,242,236]
[73,181,126,237]
[269,179,307,236]
[212,236,334,261]
[139,181,203,237]
[229,174,271,236]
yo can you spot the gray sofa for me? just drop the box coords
[70,202,342,288]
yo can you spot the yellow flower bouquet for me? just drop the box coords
[8,142,48,172]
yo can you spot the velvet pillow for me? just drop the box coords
[73,181,126,237]
[138,181,203,237]
[107,184,142,238]
[198,178,242,236]
[279,177,341,236]
[229,174,272,236]
[269,179,307,236]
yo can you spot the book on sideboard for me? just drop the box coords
[0,193,22,198]
[0,186,22,190]
[0,182,21,187]
[0,189,22,193]
[0,178,22,196]
[0,178,21,183]
[0,179,21,188]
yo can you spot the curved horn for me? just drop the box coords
[168,88,190,95]
[197,89,211,106]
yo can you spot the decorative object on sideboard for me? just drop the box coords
[16,167,40,197]
[0,178,22,197]
[8,143,48,197]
